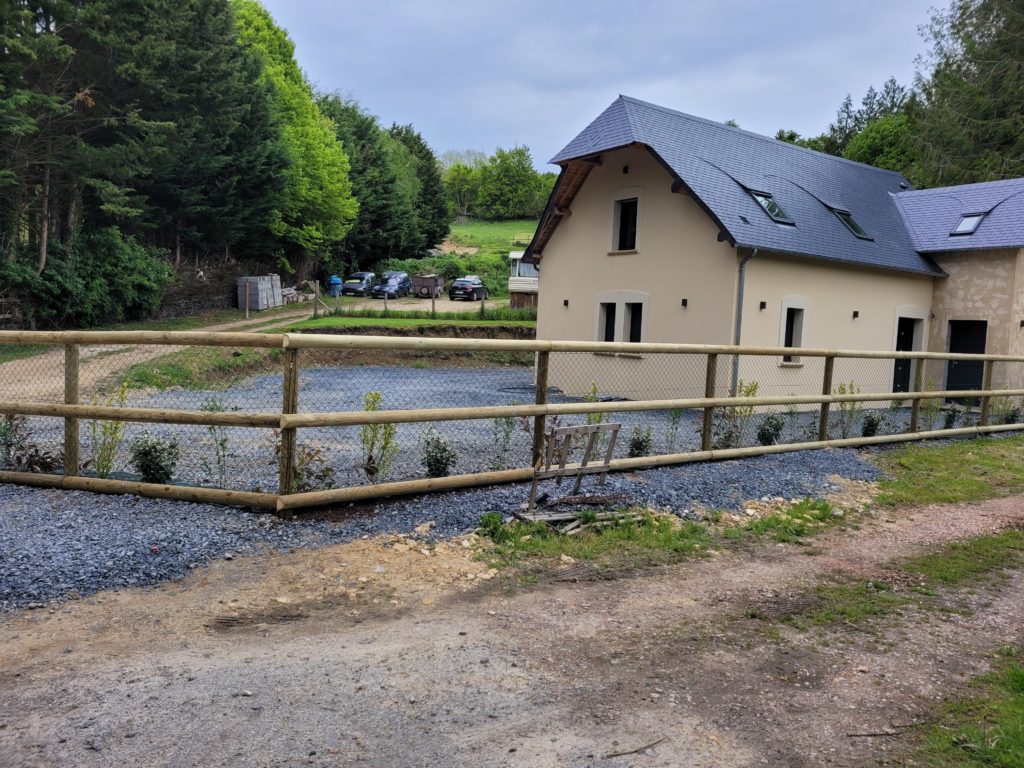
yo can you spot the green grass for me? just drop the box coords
[721,499,842,543]
[324,306,535,322]
[449,219,539,248]
[916,646,1024,767]
[288,316,535,331]
[770,529,1024,630]
[119,347,283,390]
[479,512,712,572]
[875,436,1024,506]
[0,343,50,364]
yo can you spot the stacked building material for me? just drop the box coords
[236,275,283,311]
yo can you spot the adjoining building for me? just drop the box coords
[508,250,539,309]
[524,95,1024,399]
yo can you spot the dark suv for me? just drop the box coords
[340,272,377,296]
[448,275,489,301]
[371,271,412,299]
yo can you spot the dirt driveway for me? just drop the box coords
[2,494,1023,767]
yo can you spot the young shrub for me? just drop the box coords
[918,379,942,431]
[627,425,653,458]
[712,379,758,449]
[784,401,802,443]
[359,391,399,482]
[491,411,516,471]
[293,445,337,492]
[942,404,961,430]
[583,382,608,450]
[833,380,863,439]
[130,434,180,484]
[861,412,883,437]
[422,427,457,478]
[0,415,28,470]
[665,408,685,452]
[756,413,784,446]
[89,384,128,478]
[200,396,229,487]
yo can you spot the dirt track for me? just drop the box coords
[2,493,1023,767]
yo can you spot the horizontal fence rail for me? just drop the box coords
[0,330,1023,513]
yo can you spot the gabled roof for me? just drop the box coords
[541,95,943,276]
[894,178,1024,253]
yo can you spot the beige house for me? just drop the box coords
[525,96,1024,399]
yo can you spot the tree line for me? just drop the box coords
[1,0,448,327]
[773,0,1023,188]
[441,146,557,221]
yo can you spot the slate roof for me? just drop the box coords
[894,178,1024,253]
[547,96,944,276]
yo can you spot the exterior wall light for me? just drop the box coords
[563,299,569,308]
[681,298,688,308]
[852,310,860,319]
[759,301,767,311]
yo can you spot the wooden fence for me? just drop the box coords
[1,329,1023,513]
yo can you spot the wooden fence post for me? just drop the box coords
[532,351,550,466]
[702,353,717,451]
[313,281,320,319]
[909,358,925,432]
[979,360,994,426]
[64,344,79,477]
[279,348,300,495]
[818,355,835,442]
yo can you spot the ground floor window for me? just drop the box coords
[782,306,804,362]
[595,292,648,344]
[600,302,617,342]
[626,302,643,343]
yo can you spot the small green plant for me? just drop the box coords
[627,425,653,458]
[784,401,801,443]
[756,413,784,446]
[918,378,942,431]
[478,511,513,543]
[665,408,684,452]
[711,379,759,449]
[200,396,229,487]
[0,415,28,469]
[422,427,457,478]
[293,444,337,492]
[359,391,398,482]
[130,434,180,484]
[942,403,961,430]
[833,380,863,439]
[583,382,609,451]
[491,410,517,471]
[991,396,1022,425]
[89,383,128,478]
[861,412,882,437]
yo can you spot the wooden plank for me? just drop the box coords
[909,358,926,432]
[979,360,994,426]
[702,353,717,451]
[63,344,79,477]
[0,330,283,348]
[818,355,835,442]
[278,348,300,495]
[0,401,279,427]
[532,350,549,466]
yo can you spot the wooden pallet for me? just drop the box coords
[523,422,621,516]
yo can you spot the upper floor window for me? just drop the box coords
[614,198,638,251]
[833,209,872,240]
[750,191,794,225]
[952,213,985,235]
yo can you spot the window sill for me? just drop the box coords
[607,249,639,256]
[778,361,804,369]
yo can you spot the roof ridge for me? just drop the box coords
[617,94,912,180]
[898,176,1024,196]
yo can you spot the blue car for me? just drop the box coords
[340,272,377,297]
[371,272,412,299]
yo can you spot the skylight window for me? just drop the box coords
[750,191,794,225]
[952,213,985,235]
[833,209,872,240]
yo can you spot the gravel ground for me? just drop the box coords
[0,447,879,610]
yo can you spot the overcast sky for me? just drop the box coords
[261,0,936,169]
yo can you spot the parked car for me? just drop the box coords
[340,271,377,296]
[448,275,489,301]
[371,272,412,299]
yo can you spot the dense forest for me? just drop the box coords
[2,0,1021,328]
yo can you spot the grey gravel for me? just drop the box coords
[0,447,879,610]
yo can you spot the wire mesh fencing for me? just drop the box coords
[1,330,1024,511]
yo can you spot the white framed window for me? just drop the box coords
[595,291,649,343]
[609,187,643,254]
[779,295,808,364]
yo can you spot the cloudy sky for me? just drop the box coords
[261,0,936,168]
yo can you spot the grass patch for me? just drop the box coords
[479,511,712,572]
[289,316,535,332]
[449,219,538,248]
[875,436,1024,506]
[771,529,1024,630]
[915,646,1024,767]
[119,347,283,390]
[722,499,842,543]
[0,343,51,364]
[323,305,535,322]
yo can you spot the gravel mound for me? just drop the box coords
[0,448,879,610]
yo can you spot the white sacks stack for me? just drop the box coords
[236,275,283,311]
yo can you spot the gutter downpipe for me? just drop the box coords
[731,248,757,394]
